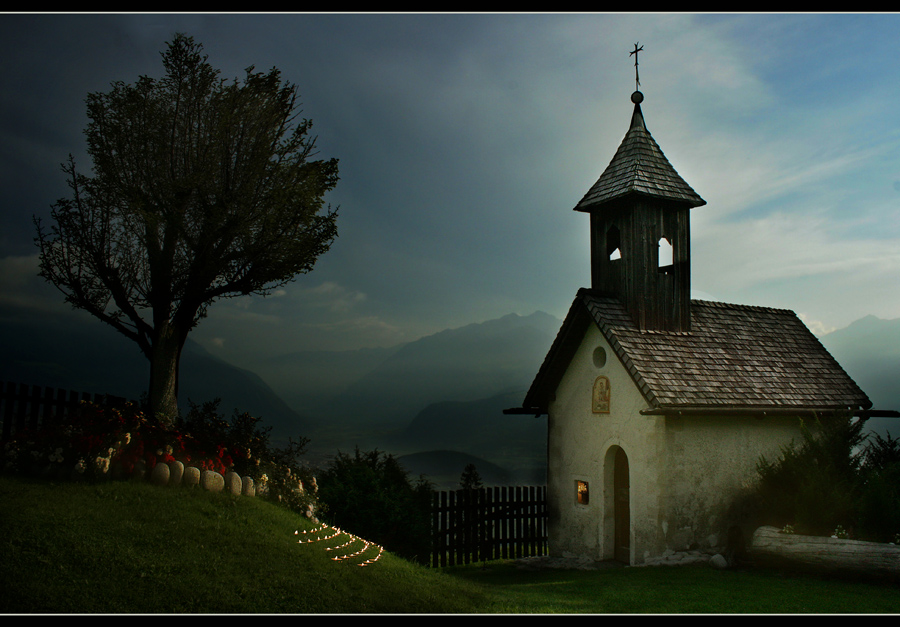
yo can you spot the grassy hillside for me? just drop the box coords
[0,474,487,614]
[3,474,900,614]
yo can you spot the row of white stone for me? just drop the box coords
[147,459,260,497]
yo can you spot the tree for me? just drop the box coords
[459,462,483,490]
[34,34,339,424]
[753,414,867,537]
[317,448,434,564]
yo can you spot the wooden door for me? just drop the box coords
[614,447,630,564]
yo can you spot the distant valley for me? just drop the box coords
[0,306,559,488]
[244,310,560,487]
[248,311,560,430]
[2,303,899,490]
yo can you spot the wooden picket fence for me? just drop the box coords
[431,485,547,567]
[0,380,132,443]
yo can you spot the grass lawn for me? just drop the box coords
[1,474,898,614]
[445,560,900,614]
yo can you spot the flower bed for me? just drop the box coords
[1,400,319,520]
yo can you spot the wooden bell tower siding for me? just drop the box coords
[578,91,704,334]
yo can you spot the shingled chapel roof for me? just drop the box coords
[520,289,872,416]
[574,93,706,211]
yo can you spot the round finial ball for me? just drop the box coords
[631,91,644,104]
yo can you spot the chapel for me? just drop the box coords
[505,56,873,565]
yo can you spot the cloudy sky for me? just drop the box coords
[2,12,900,366]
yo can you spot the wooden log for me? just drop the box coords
[750,525,900,578]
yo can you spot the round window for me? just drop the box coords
[592,346,607,368]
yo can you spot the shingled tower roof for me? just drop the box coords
[574,92,706,212]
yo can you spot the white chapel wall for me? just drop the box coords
[547,323,666,564]
[660,412,804,552]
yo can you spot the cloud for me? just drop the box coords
[692,209,900,332]
[696,210,900,289]
[4,13,900,358]
[297,315,406,348]
[300,281,367,313]
[797,313,837,337]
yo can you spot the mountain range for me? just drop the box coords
[2,301,899,488]
[0,305,559,485]
[246,310,559,481]
[251,311,560,429]
[0,307,316,439]
[816,315,900,438]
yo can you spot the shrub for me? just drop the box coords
[755,415,866,537]
[753,415,865,537]
[857,432,900,542]
[317,447,433,564]
[255,435,320,521]
[748,415,900,541]
[3,401,172,480]
[174,399,321,520]
[459,463,483,490]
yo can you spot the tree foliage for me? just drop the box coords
[316,448,434,564]
[459,462,483,490]
[34,34,339,423]
[754,415,866,537]
[750,415,900,542]
[857,430,900,542]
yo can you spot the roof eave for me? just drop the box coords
[574,189,706,213]
[640,404,873,417]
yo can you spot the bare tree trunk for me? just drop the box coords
[147,323,185,427]
[750,525,900,579]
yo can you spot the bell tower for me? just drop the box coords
[575,47,705,332]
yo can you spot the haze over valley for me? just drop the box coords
[2,302,898,489]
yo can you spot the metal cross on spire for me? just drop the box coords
[630,42,643,92]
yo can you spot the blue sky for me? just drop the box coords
[2,12,900,367]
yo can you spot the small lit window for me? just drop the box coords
[576,480,589,505]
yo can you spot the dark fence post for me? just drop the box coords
[0,380,138,445]
[1,381,16,442]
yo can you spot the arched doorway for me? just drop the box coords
[614,447,630,564]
